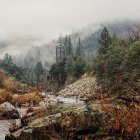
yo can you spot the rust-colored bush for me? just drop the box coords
[0,89,13,104]
[12,92,42,105]
[3,77,22,92]
[101,105,140,138]
[0,69,6,87]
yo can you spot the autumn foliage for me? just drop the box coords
[0,69,6,87]
[101,105,140,139]
[0,89,13,104]
[0,69,42,105]
[3,77,22,92]
[12,92,42,105]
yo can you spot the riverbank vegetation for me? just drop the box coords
[94,27,140,96]
[0,69,42,105]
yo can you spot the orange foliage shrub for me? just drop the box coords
[3,77,22,92]
[101,105,140,138]
[13,92,42,105]
[0,89,13,104]
[0,69,6,87]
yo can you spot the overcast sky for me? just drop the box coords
[0,0,140,41]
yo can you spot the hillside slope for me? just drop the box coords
[59,74,96,100]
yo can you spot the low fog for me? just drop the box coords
[0,0,140,40]
[0,0,140,68]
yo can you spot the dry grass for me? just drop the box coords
[12,92,42,105]
[0,89,13,104]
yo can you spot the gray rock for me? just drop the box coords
[0,102,20,119]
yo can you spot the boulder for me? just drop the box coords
[0,102,15,110]
[0,102,20,119]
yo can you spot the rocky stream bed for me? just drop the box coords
[0,93,86,140]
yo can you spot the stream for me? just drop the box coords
[47,94,84,107]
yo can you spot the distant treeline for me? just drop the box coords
[0,53,46,85]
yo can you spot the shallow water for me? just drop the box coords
[46,94,84,107]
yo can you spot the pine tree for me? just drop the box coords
[56,45,59,63]
[67,36,73,56]
[2,53,13,66]
[56,35,73,63]
[98,27,111,53]
[35,61,44,84]
[64,56,74,76]
[76,38,83,56]
[56,37,65,63]
[64,35,69,56]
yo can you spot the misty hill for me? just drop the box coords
[82,20,140,56]
[0,20,140,69]
[22,41,56,70]
[0,38,56,70]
